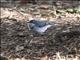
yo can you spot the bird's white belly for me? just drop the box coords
[34,25,52,33]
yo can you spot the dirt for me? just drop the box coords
[1,3,80,60]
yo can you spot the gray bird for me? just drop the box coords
[27,20,58,34]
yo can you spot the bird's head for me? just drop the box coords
[28,20,36,24]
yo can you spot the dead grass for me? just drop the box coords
[1,3,80,60]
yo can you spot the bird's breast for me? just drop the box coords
[33,25,52,33]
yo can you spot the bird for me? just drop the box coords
[27,20,52,34]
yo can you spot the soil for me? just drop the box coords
[1,2,80,60]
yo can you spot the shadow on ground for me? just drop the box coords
[1,18,80,60]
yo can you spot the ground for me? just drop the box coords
[1,2,80,60]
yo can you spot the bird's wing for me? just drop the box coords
[33,25,52,33]
[34,20,47,27]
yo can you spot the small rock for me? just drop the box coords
[16,45,24,52]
